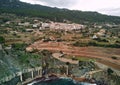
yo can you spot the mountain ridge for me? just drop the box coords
[0,0,120,24]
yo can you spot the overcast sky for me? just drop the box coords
[20,0,120,16]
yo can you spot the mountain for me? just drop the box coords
[0,0,120,24]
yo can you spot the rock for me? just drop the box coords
[26,47,33,52]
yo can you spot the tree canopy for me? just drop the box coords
[0,0,120,24]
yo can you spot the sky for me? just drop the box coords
[20,0,120,16]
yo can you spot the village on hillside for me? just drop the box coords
[0,13,120,85]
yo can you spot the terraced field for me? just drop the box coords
[27,41,120,70]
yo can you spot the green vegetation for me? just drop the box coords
[73,40,120,48]
[1,0,120,24]
[107,68,114,75]
[16,51,42,67]
[0,42,42,79]
[0,1,120,85]
[12,43,27,50]
[0,36,5,44]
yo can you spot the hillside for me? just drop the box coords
[0,0,120,24]
[0,2,120,84]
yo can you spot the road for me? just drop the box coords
[52,53,79,64]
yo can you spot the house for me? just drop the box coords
[32,24,38,28]
[33,23,41,28]
[96,29,106,37]
[42,23,50,28]
[92,35,98,39]
[39,27,42,30]
[10,31,18,34]
[34,19,39,23]
[99,29,106,34]
[97,32,105,37]
[18,22,30,26]
[6,21,11,24]
[24,22,30,26]
[25,29,34,32]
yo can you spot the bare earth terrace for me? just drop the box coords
[26,41,120,70]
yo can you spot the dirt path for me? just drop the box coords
[52,53,78,64]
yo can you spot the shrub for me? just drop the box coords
[107,68,113,75]
[111,56,117,60]
[12,43,27,50]
[0,36,5,44]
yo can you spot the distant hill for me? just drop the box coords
[0,0,120,24]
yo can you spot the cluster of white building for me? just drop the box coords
[40,22,85,31]
[15,19,85,32]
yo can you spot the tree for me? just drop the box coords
[107,68,113,75]
[0,36,5,44]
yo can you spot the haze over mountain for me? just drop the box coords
[0,0,120,24]
[20,0,120,16]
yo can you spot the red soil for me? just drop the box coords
[27,41,120,70]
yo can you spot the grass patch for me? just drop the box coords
[64,55,96,62]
